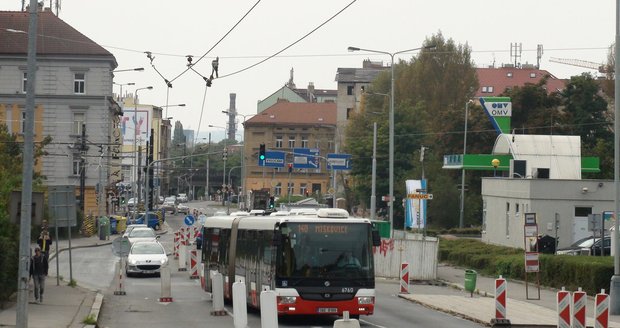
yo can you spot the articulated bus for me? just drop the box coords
[201,208,381,317]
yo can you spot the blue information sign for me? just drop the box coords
[293,148,319,169]
[259,151,285,168]
[184,215,195,226]
[327,153,352,170]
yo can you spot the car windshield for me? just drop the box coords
[131,242,164,254]
[129,229,155,238]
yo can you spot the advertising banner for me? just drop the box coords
[405,179,427,229]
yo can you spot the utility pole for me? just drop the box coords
[205,133,211,200]
[16,1,38,326]
[137,145,142,216]
[79,123,86,214]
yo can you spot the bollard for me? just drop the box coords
[260,290,278,328]
[491,275,510,326]
[333,311,361,328]
[233,281,248,328]
[173,232,179,259]
[189,249,199,279]
[113,258,126,295]
[200,263,206,290]
[572,287,586,328]
[186,246,192,272]
[178,244,187,271]
[211,273,226,316]
[557,287,571,328]
[159,266,173,302]
[595,289,609,328]
[400,262,409,294]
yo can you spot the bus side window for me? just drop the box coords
[262,231,272,265]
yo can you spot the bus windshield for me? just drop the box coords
[276,222,374,280]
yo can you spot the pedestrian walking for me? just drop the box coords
[30,246,48,304]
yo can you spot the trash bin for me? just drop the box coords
[464,269,477,297]
[98,216,110,241]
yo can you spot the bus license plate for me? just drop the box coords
[317,307,338,313]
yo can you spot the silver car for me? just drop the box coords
[126,227,158,245]
[126,241,168,276]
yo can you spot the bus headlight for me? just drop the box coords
[278,296,297,304]
[357,296,374,304]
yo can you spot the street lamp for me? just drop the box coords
[112,67,145,73]
[348,44,436,238]
[492,158,500,177]
[133,86,153,217]
[459,100,474,229]
[159,103,186,118]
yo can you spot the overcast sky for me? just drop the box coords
[2,0,616,142]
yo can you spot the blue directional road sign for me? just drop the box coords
[327,153,352,170]
[184,215,195,226]
[259,150,285,168]
[293,148,320,169]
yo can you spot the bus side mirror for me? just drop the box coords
[272,231,282,246]
[371,230,381,246]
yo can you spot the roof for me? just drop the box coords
[0,10,115,60]
[245,101,336,126]
[335,67,388,83]
[476,67,566,97]
[293,87,337,102]
[493,134,581,179]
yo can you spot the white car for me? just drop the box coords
[126,227,157,245]
[122,224,147,238]
[177,193,188,202]
[177,203,190,215]
[126,241,168,276]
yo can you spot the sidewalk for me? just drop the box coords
[399,263,620,327]
[0,223,168,328]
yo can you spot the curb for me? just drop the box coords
[83,292,103,328]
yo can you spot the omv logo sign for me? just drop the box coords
[488,102,512,116]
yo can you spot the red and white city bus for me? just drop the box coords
[201,208,381,317]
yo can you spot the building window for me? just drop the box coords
[505,202,510,237]
[301,136,309,148]
[488,86,494,93]
[74,73,85,94]
[21,111,26,133]
[72,156,81,175]
[275,183,282,196]
[275,136,283,148]
[288,136,295,148]
[481,86,494,93]
[22,72,27,93]
[300,183,308,196]
[328,140,334,152]
[73,113,85,135]
[346,107,354,119]
[515,203,520,218]
[507,72,513,77]
[287,182,294,195]
[347,85,354,95]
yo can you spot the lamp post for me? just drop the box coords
[348,45,435,238]
[459,100,474,229]
[362,91,389,221]
[492,159,500,177]
[133,86,153,218]
[159,103,186,119]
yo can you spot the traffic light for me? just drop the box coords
[222,147,228,161]
[259,143,266,161]
[288,163,293,173]
[269,196,275,209]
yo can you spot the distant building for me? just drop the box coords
[243,101,336,198]
[257,68,337,113]
[475,65,566,97]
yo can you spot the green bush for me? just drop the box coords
[439,238,613,295]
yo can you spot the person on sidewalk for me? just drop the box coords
[30,246,48,304]
[37,228,53,261]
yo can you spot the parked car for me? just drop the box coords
[127,197,137,209]
[556,236,610,256]
[126,227,158,245]
[126,240,168,277]
[122,224,148,238]
[177,203,190,215]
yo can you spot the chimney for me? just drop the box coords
[307,82,315,102]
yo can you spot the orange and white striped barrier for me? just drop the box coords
[494,276,507,320]
[557,287,571,328]
[400,262,409,294]
[595,289,609,328]
[189,249,199,279]
[572,287,586,328]
[114,258,126,295]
